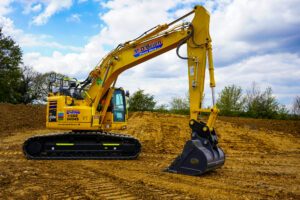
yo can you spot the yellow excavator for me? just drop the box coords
[23,5,225,176]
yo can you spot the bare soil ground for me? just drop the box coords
[0,104,299,199]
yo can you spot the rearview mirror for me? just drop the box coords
[125,90,130,97]
[69,81,76,87]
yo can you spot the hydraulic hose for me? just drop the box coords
[176,24,208,60]
[176,24,193,60]
[78,77,92,95]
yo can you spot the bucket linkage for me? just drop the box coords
[163,119,225,176]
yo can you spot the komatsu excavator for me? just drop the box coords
[23,5,225,176]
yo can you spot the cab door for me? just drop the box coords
[111,89,126,122]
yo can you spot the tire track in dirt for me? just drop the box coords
[78,158,257,199]
[50,177,138,200]
[51,162,140,200]
[78,161,195,200]
[0,159,24,163]
[13,160,141,200]
[81,174,138,200]
[0,150,24,163]
[0,151,22,156]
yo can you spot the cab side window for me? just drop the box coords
[112,90,126,122]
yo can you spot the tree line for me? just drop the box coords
[128,83,300,119]
[128,86,300,120]
[215,84,299,119]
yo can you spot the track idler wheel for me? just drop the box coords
[26,141,42,155]
[163,120,225,176]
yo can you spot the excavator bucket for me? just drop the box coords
[163,120,225,176]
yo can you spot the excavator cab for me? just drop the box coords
[98,88,127,123]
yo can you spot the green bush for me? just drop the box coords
[168,96,190,115]
[154,104,169,113]
[216,84,245,116]
[128,89,156,111]
[245,84,288,119]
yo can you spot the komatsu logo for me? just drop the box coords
[133,39,163,57]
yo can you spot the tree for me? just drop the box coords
[128,89,156,111]
[40,71,69,101]
[292,96,300,115]
[26,70,70,104]
[169,96,190,115]
[17,66,48,104]
[155,104,169,113]
[0,27,23,103]
[216,84,245,116]
[16,66,70,104]
[170,97,189,110]
[277,105,289,120]
[245,83,286,119]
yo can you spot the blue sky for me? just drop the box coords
[0,0,299,109]
[6,0,103,55]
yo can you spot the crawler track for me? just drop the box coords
[23,131,141,160]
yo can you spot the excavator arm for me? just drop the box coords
[86,5,218,131]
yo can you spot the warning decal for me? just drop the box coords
[58,113,64,121]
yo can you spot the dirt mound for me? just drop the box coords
[219,116,300,135]
[0,103,46,136]
[121,112,191,154]
[0,106,299,199]
[123,112,300,154]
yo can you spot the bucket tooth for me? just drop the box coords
[163,120,225,176]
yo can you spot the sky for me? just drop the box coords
[0,0,299,109]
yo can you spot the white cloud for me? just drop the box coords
[78,0,88,3]
[99,0,182,44]
[66,14,81,23]
[0,0,13,16]
[210,53,300,107]
[14,1,74,24]
[210,0,300,64]
[32,3,42,12]
[23,3,42,14]
[24,33,106,76]
[32,0,73,25]
[115,50,189,105]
